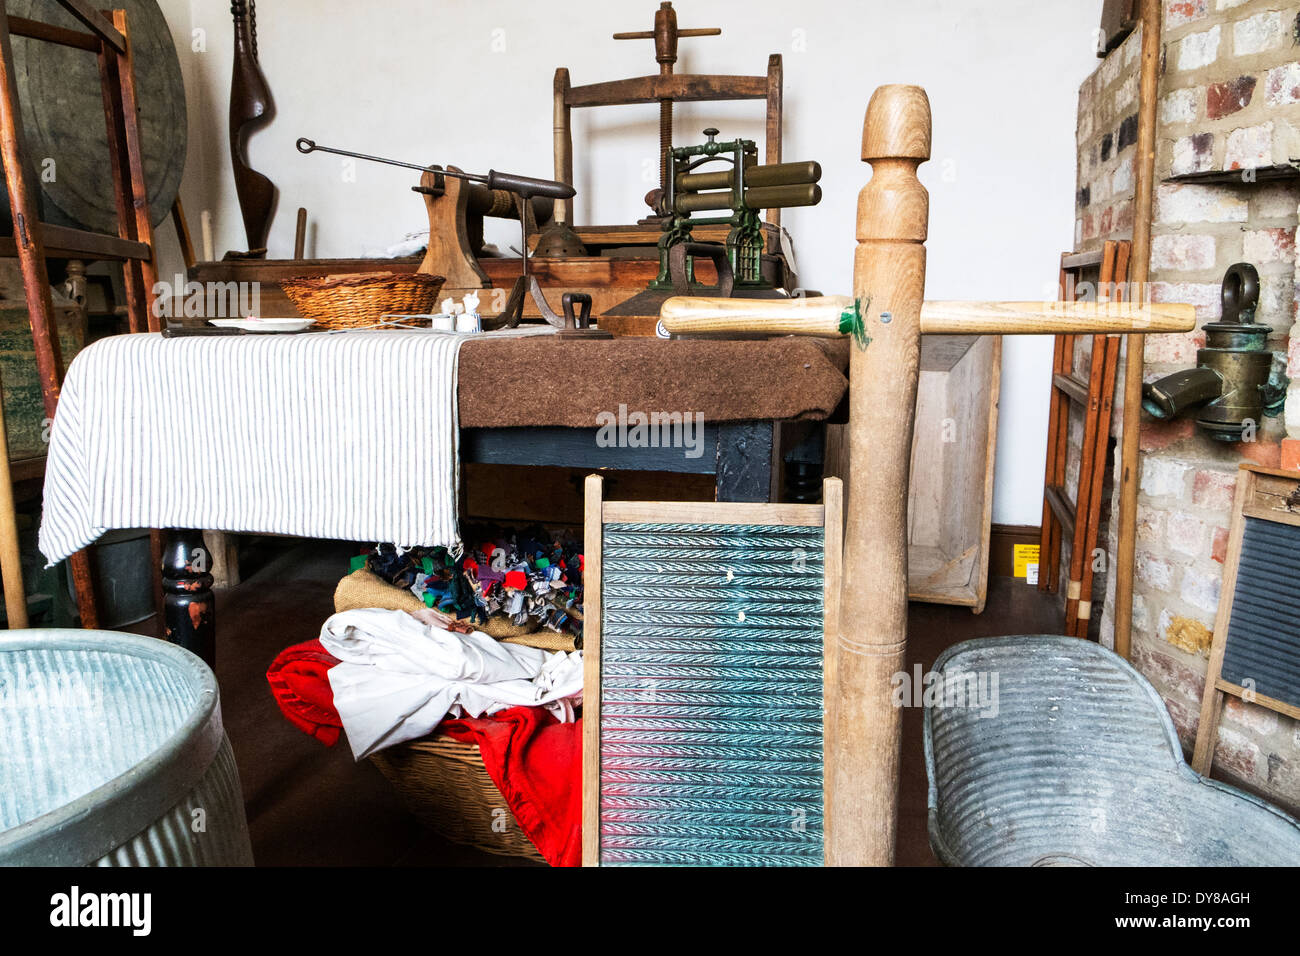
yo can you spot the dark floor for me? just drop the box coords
[183,541,1059,867]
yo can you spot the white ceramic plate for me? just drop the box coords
[209,318,317,333]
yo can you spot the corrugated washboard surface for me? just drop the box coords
[598,521,824,865]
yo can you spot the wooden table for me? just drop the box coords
[153,331,848,666]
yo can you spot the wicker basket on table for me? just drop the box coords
[369,736,546,863]
[280,272,445,329]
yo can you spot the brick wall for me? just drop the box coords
[1074,2,1300,811]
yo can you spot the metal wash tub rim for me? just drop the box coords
[921,634,1300,867]
[0,629,225,866]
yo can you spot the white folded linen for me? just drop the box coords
[319,607,583,759]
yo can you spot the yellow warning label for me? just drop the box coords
[1014,544,1040,579]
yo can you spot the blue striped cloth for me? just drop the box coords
[39,331,465,565]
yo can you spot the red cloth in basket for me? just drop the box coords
[266,638,581,866]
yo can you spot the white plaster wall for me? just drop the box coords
[152,0,1102,525]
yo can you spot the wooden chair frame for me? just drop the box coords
[0,1,161,628]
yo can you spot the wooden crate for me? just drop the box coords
[830,334,1001,613]
[907,335,1001,612]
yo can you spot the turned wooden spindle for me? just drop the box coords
[162,528,216,666]
[828,84,932,866]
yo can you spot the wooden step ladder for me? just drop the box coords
[1039,239,1130,639]
[0,0,161,628]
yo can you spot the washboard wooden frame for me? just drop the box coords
[1192,464,1300,775]
[582,475,842,866]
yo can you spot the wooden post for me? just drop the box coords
[553,68,574,226]
[828,85,930,866]
[0,371,26,629]
[293,206,307,260]
[765,53,783,229]
[173,197,197,269]
[1114,0,1162,661]
[581,474,604,866]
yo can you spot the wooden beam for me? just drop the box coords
[6,15,98,51]
[657,295,1196,336]
[53,0,124,51]
[1053,372,1090,405]
[765,54,783,229]
[553,68,574,226]
[1114,0,1162,661]
[566,73,767,107]
[0,223,150,260]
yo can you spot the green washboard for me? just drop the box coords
[583,479,841,866]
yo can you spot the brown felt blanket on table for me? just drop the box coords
[457,335,848,428]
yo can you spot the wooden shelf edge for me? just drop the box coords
[0,223,150,262]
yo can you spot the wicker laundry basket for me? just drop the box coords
[369,735,545,863]
[281,272,444,328]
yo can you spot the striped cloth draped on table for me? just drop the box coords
[39,330,466,565]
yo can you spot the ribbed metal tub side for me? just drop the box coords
[0,629,253,867]
[923,635,1300,867]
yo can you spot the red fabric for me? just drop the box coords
[440,709,582,867]
[265,638,582,867]
[265,639,343,746]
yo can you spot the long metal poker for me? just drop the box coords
[295,137,575,201]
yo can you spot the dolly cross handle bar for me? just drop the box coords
[295,138,576,201]
[657,294,1196,339]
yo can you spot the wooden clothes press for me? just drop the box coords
[650,84,1195,865]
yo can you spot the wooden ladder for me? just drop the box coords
[1039,239,1130,639]
[0,0,161,628]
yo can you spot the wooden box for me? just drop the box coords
[825,335,1001,612]
[907,335,1001,612]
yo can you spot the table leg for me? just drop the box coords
[161,528,215,666]
[68,549,100,629]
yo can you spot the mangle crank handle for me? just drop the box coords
[658,294,1197,337]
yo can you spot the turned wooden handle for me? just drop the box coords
[658,295,1196,336]
[921,299,1195,334]
[659,295,855,336]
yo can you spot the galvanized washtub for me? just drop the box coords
[0,629,253,866]
[924,635,1300,866]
